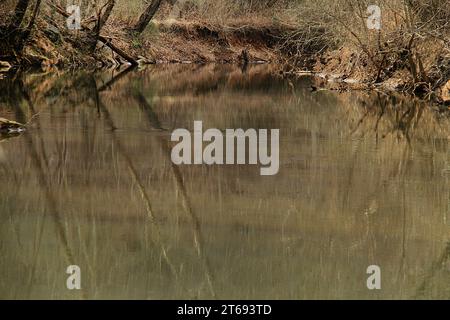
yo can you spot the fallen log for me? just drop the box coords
[98,35,138,66]
[0,117,26,133]
[47,1,138,66]
[0,61,12,72]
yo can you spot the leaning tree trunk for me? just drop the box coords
[8,0,30,33]
[132,0,163,34]
[95,0,116,34]
[0,0,30,59]
[19,0,41,48]
[85,0,116,53]
[0,0,41,61]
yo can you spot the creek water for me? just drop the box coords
[0,64,449,299]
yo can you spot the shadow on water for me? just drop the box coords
[0,64,449,299]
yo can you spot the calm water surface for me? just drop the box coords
[0,64,449,299]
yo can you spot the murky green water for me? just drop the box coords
[0,64,449,299]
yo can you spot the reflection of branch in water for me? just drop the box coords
[11,98,87,300]
[21,88,50,170]
[94,86,181,293]
[346,95,416,267]
[133,92,217,299]
[414,241,450,299]
[19,92,53,299]
[340,138,362,213]
[350,95,427,147]
[350,107,371,136]
[97,65,136,93]
[373,93,386,142]
[397,183,408,280]
[383,100,424,146]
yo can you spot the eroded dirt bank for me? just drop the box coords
[1,12,449,108]
[114,20,450,107]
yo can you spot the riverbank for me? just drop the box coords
[0,1,449,107]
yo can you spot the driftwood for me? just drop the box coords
[97,35,138,66]
[48,1,138,66]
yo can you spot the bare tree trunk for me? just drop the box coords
[48,1,137,65]
[132,0,163,34]
[86,0,116,52]
[22,0,42,41]
[95,0,116,34]
[0,0,36,60]
[8,0,30,33]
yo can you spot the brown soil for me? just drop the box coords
[14,17,291,69]
[1,14,449,107]
[97,18,294,66]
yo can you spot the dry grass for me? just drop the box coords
[112,0,450,94]
[2,0,449,101]
[267,0,450,99]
